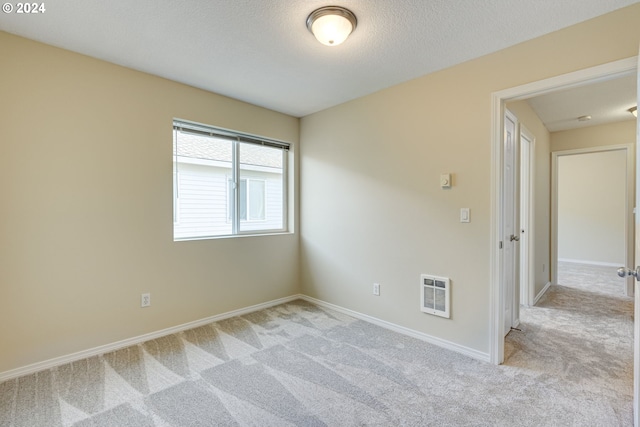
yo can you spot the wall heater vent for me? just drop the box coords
[420,274,450,318]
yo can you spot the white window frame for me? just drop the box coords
[173,119,289,240]
[173,170,180,225]
[227,177,268,223]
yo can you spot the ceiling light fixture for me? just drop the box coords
[629,106,637,117]
[306,6,357,46]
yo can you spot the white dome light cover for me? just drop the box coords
[306,6,357,46]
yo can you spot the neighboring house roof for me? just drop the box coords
[174,131,283,168]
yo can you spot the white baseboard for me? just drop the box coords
[558,258,622,267]
[534,281,552,305]
[0,294,302,383]
[300,296,490,363]
[1,293,492,382]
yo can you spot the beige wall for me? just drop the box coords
[506,101,552,297]
[0,32,300,373]
[552,120,636,268]
[3,4,640,374]
[552,120,637,151]
[557,150,627,265]
[300,4,640,354]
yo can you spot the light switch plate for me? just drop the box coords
[460,208,470,223]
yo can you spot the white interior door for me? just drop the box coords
[503,110,518,336]
[519,127,534,307]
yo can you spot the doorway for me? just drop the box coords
[490,55,638,424]
[552,146,634,297]
[489,56,638,364]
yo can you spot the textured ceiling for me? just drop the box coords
[0,0,638,117]
[527,74,637,132]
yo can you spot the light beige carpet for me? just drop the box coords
[0,264,633,426]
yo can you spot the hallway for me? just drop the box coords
[504,261,633,424]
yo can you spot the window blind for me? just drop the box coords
[173,120,290,151]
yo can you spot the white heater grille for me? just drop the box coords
[420,274,450,318]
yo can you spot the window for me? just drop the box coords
[173,120,289,240]
[228,178,266,221]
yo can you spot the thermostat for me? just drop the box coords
[440,173,451,188]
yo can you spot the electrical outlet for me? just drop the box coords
[141,293,151,308]
[373,283,380,296]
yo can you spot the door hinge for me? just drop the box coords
[499,241,503,249]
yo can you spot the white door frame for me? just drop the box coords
[489,56,637,365]
[519,126,535,307]
[551,145,635,297]
[634,49,640,427]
